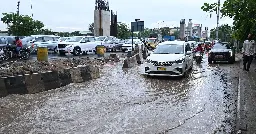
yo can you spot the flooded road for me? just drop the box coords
[0,55,239,134]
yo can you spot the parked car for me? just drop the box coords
[208,43,235,64]
[95,36,118,51]
[144,41,193,77]
[121,39,143,52]
[58,37,70,43]
[0,36,15,47]
[58,36,96,56]
[114,39,125,51]
[26,35,60,53]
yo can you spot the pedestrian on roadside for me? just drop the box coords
[242,33,255,71]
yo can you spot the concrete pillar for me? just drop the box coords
[188,19,193,37]
[179,19,185,40]
[94,10,110,36]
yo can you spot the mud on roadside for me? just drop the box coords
[0,55,120,77]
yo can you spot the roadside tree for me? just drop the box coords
[1,12,44,36]
[139,28,151,38]
[117,22,130,39]
[88,23,94,34]
[210,24,232,42]
[160,27,170,37]
[201,0,256,41]
[70,31,81,36]
[41,28,54,35]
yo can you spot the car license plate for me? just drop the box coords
[157,67,166,71]
[58,48,65,50]
[215,55,223,58]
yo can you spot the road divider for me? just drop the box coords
[0,65,100,97]
[123,52,143,68]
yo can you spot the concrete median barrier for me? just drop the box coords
[41,71,60,91]
[24,73,44,94]
[58,68,72,87]
[79,65,100,81]
[123,53,140,68]
[70,67,83,83]
[5,75,28,94]
[136,53,142,64]
[109,53,119,62]
[0,65,101,98]
[0,77,7,97]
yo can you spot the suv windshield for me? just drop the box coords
[147,39,156,43]
[125,39,140,44]
[213,43,230,49]
[95,36,106,41]
[66,37,83,42]
[153,44,184,54]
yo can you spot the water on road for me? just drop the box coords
[0,55,239,134]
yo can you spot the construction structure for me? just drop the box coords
[94,0,110,36]
[192,24,202,38]
[110,11,117,37]
[187,19,193,37]
[179,19,185,40]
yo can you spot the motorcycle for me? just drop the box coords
[195,51,203,64]
[4,44,30,60]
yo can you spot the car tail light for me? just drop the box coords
[32,43,34,48]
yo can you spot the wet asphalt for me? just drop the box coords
[0,53,240,134]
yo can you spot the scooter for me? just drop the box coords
[4,44,30,60]
[195,51,203,64]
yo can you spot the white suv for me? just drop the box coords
[144,41,193,77]
[57,36,96,56]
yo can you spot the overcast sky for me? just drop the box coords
[0,0,233,32]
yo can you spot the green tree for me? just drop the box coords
[88,23,94,33]
[139,28,151,38]
[171,30,179,39]
[41,28,54,35]
[210,24,232,42]
[70,31,81,36]
[1,12,44,36]
[201,0,256,41]
[160,27,170,36]
[117,22,130,39]
[58,32,70,37]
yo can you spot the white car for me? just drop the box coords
[57,36,96,56]
[25,35,60,53]
[121,39,143,52]
[144,41,193,77]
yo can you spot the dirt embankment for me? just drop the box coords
[0,56,119,77]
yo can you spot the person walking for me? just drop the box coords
[242,34,255,71]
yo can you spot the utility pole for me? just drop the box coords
[216,0,220,40]
[17,1,20,15]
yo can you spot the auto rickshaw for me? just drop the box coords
[146,38,158,50]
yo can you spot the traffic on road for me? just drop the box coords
[0,37,241,133]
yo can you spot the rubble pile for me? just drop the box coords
[0,57,107,77]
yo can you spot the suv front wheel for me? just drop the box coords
[73,46,81,56]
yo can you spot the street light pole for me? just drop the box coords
[132,19,140,51]
[216,0,220,40]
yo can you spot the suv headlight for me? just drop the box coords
[175,58,185,63]
[229,50,232,56]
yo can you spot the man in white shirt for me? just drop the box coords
[242,34,255,71]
